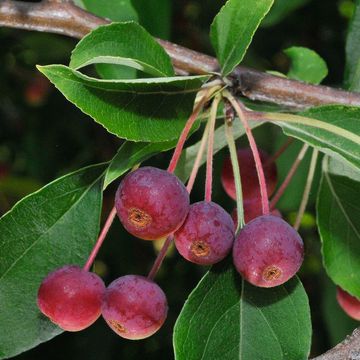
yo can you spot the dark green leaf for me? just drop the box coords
[261,0,310,27]
[132,0,172,39]
[317,157,360,298]
[37,65,208,142]
[70,23,174,77]
[94,63,137,80]
[104,140,176,188]
[75,0,138,22]
[269,105,360,171]
[345,0,360,91]
[210,0,274,76]
[73,3,138,79]
[173,261,311,360]
[0,164,106,359]
[284,46,328,84]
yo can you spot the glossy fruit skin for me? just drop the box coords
[37,265,105,331]
[221,148,277,202]
[115,166,189,240]
[233,215,304,287]
[336,287,360,320]
[102,275,168,340]
[174,201,235,265]
[231,200,281,225]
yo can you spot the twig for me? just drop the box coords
[83,206,117,272]
[1,1,360,109]
[293,149,318,230]
[147,235,173,280]
[167,89,212,174]
[186,121,210,194]
[225,92,270,215]
[311,327,360,360]
[270,143,309,209]
[266,137,294,166]
[224,111,244,232]
[204,95,221,202]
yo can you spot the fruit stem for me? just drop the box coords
[205,95,221,202]
[83,206,117,272]
[167,86,220,174]
[270,143,309,209]
[293,149,319,230]
[265,137,294,166]
[224,91,270,215]
[224,103,244,232]
[147,234,174,280]
[186,121,210,193]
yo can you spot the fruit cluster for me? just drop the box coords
[37,145,305,339]
[36,89,313,341]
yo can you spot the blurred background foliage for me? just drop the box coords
[0,0,358,359]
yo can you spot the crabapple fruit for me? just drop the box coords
[102,275,168,340]
[336,287,360,320]
[233,215,304,287]
[37,265,105,331]
[174,201,235,265]
[115,166,189,240]
[221,147,277,201]
[231,199,281,224]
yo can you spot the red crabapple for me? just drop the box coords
[174,201,235,265]
[37,265,105,331]
[233,215,303,287]
[102,275,168,340]
[221,148,277,201]
[115,167,189,240]
[231,199,282,224]
[336,287,360,320]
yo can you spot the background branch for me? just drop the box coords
[1,0,360,109]
[311,327,360,360]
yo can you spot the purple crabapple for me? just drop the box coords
[174,201,235,265]
[102,275,168,340]
[115,166,189,240]
[336,287,360,320]
[37,265,105,331]
[233,215,304,287]
[221,147,277,202]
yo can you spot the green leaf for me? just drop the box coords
[345,0,360,91]
[37,65,209,142]
[326,157,360,182]
[70,22,174,77]
[104,140,176,188]
[95,63,137,80]
[173,261,311,360]
[317,157,360,298]
[75,0,138,22]
[210,0,274,76]
[0,164,106,359]
[266,105,360,171]
[261,0,310,27]
[175,120,262,182]
[284,46,328,84]
[132,0,172,39]
[73,3,138,80]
